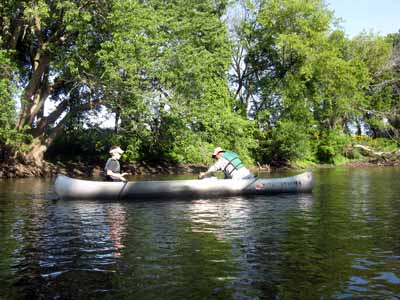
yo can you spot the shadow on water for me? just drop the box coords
[1,168,400,299]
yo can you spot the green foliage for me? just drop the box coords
[258,120,312,164]
[348,32,400,140]
[45,127,118,164]
[0,45,31,160]
[352,135,398,152]
[96,0,256,164]
[235,0,398,166]
[0,0,399,167]
[252,0,368,131]
[0,0,116,164]
[316,130,352,164]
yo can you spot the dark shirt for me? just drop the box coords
[104,158,121,181]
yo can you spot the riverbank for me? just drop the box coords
[2,145,400,178]
[0,160,207,179]
[1,150,400,179]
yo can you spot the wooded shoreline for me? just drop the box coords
[1,148,399,179]
[1,1,399,176]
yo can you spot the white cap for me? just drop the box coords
[212,147,224,158]
[109,146,124,155]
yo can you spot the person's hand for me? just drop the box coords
[198,172,206,179]
[120,173,128,181]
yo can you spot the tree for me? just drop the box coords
[98,0,256,163]
[0,42,32,160]
[227,0,261,117]
[0,0,114,164]
[235,0,371,164]
[348,32,400,141]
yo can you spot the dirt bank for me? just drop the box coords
[0,160,207,179]
[1,147,399,179]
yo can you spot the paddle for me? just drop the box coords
[117,179,128,200]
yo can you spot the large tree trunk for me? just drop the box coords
[26,140,48,166]
[24,112,69,166]
[24,98,102,166]
[16,51,51,131]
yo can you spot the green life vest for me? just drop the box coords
[222,151,244,177]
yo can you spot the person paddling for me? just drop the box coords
[199,147,255,179]
[104,146,128,181]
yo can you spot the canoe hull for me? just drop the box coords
[54,172,314,200]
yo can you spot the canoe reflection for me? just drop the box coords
[186,194,314,242]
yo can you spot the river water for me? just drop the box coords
[0,167,399,300]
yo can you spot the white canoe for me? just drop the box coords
[54,172,314,200]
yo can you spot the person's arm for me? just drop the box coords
[199,160,222,179]
[107,169,127,181]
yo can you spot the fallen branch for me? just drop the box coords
[354,144,386,157]
[354,144,400,165]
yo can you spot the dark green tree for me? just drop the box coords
[237,0,370,164]
[98,0,256,164]
[0,40,32,160]
[348,32,400,141]
[0,0,114,164]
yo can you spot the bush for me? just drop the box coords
[316,130,351,163]
[258,120,312,164]
[0,47,32,161]
[45,127,117,163]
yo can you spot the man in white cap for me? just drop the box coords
[104,146,128,181]
[199,147,254,179]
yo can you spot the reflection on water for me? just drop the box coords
[0,168,400,299]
